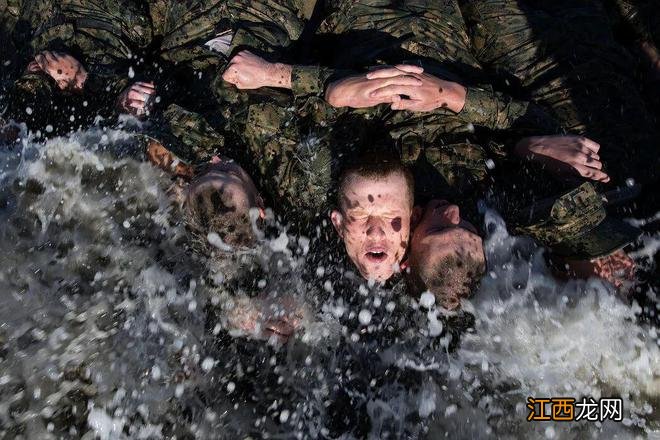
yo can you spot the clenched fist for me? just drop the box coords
[28,51,87,91]
[116,81,156,117]
[222,50,292,90]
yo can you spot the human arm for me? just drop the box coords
[365,68,560,133]
[553,250,636,293]
[221,51,426,108]
[514,135,610,183]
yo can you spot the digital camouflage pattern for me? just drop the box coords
[513,183,641,259]
[1,0,643,258]
[159,0,640,258]
[460,0,660,184]
[286,0,561,137]
[1,0,141,129]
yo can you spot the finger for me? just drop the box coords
[375,75,423,88]
[580,153,603,169]
[133,81,155,90]
[370,84,421,98]
[394,64,424,74]
[127,99,146,110]
[127,90,149,102]
[578,136,600,153]
[44,51,58,66]
[74,73,86,89]
[573,164,610,182]
[392,98,423,111]
[567,151,603,169]
[367,67,420,80]
[266,320,294,337]
[131,84,156,95]
[35,54,48,71]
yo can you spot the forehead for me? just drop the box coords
[422,227,481,255]
[341,172,410,206]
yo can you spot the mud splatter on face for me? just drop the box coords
[391,217,402,232]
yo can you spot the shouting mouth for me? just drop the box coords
[365,247,388,263]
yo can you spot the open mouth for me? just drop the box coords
[365,250,388,263]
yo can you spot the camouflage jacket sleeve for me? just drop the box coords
[509,182,641,260]
[290,65,350,98]
[603,0,659,44]
[157,104,226,163]
[224,0,309,57]
[241,98,334,224]
[454,85,561,135]
[83,71,130,112]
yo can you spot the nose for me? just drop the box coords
[366,216,387,238]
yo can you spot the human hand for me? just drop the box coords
[515,135,610,183]
[325,65,424,108]
[365,68,467,112]
[27,51,87,91]
[116,81,156,117]
[565,250,635,292]
[146,139,194,180]
[222,50,292,89]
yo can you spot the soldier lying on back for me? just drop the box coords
[407,185,640,310]
[145,141,305,344]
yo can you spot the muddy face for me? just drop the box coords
[331,172,413,282]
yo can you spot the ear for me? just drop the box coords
[411,205,423,230]
[330,210,344,238]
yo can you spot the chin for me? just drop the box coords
[361,266,395,282]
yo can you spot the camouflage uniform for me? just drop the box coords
[282,0,560,138]
[2,0,150,130]
[188,0,563,226]
[0,0,21,80]
[130,0,639,259]
[460,0,660,184]
[604,0,660,47]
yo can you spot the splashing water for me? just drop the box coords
[0,127,657,439]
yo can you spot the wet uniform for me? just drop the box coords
[459,0,660,184]
[2,0,148,130]
[179,0,563,227]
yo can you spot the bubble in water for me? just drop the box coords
[201,357,214,372]
[419,292,435,308]
[358,309,372,325]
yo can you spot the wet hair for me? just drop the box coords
[409,255,485,310]
[336,152,414,211]
[184,183,257,254]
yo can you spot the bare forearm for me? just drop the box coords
[267,62,292,89]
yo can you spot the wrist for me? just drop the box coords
[266,62,292,89]
[324,80,341,107]
[448,83,467,113]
